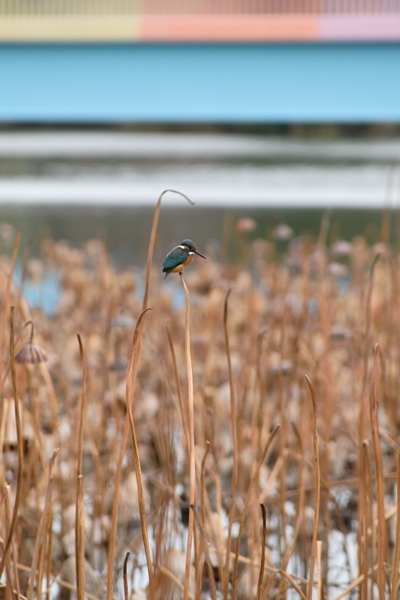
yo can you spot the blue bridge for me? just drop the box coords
[1,1,400,123]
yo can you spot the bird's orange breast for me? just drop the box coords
[169,253,194,273]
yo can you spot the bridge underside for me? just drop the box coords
[1,43,399,123]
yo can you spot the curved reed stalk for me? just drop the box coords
[142,189,194,311]
[107,189,194,599]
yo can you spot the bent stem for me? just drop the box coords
[143,189,194,311]
[180,273,196,600]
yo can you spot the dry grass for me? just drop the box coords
[0,202,400,600]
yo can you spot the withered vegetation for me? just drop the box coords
[0,204,400,600]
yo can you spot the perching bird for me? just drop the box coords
[162,239,206,279]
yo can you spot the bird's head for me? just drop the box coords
[180,239,206,259]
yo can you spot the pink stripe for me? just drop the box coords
[320,15,400,41]
[140,15,319,42]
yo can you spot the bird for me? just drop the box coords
[162,239,206,279]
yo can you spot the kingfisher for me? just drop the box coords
[162,239,206,279]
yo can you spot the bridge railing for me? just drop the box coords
[1,0,400,15]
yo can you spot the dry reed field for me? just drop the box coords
[1,192,400,600]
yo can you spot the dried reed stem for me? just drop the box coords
[123,552,130,600]
[106,413,130,600]
[76,333,87,600]
[143,189,194,311]
[0,306,24,579]
[191,504,217,600]
[27,448,59,600]
[180,273,196,600]
[369,344,386,599]
[317,540,322,599]
[0,232,20,371]
[305,375,321,600]
[231,424,280,600]
[390,450,400,600]
[125,308,155,600]
[167,323,189,451]
[4,484,20,598]
[257,504,267,600]
[360,441,371,599]
[222,288,238,600]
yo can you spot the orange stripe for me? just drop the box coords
[139,15,319,43]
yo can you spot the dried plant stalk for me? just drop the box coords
[180,274,197,600]
[0,306,24,579]
[257,504,267,600]
[222,288,238,600]
[125,308,155,600]
[27,448,59,600]
[390,451,400,600]
[76,334,87,600]
[0,232,20,370]
[231,424,280,600]
[106,414,130,600]
[123,552,130,600]
[167,323,189,451]
[369,344,386,599]
[142,189,194,311]
[305,375,321,600]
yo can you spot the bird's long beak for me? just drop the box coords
[195,250,206,259]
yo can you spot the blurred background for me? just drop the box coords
[1,0,400,265]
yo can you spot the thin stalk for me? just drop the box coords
[27,448,59,600]
[222,289,238,600]
[231,424,280,600]
[256,504,267,600]
[191,505,217,600]
[369,344,386,599]
[0,306,24,579]
[305,375,321,600]
[4,484,20,599]
[390,451,400,600]
[106,414,130,600]
[167,323,189,451]
[125,308,155,600]
[142,189,194,311]
[0,232,20,372]
[317,541,322,600]
[180,273,196,600]
[123,552,130,600]
[76,334,87,600]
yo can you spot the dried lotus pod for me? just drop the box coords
[15,320,47,364]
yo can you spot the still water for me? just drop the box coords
[0,129,399,262]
